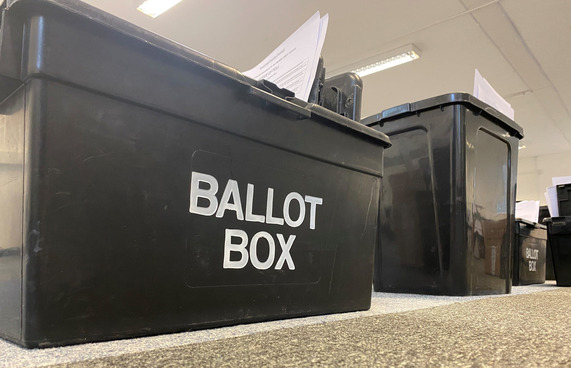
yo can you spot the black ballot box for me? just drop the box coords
[364,93,523,296]
[512,220,547,285]
[556,184,571,216]
[538,206,556,280]
[545,217,571,286]
[0,0,391,347]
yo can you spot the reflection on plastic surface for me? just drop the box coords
[470,129,509,290]
[379,127,441,291]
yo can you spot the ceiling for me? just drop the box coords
[80,0,571,159]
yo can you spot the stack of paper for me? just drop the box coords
[544,176,571,217]
[243,11,329,102]
[516,200,540,223]
[473,69,515,120]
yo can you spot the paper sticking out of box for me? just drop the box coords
[473,69,515,120]
[544,177,571,217]
[516,200,540,223]
[552,176,571,186]
[545,186,558,217]
[243,11,328,102]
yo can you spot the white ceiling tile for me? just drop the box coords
[509,92,571,158]
[501,0,571,132]
[359,13,527,117]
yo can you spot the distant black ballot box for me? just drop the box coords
[538,206,555,280]
[512,219,547,286]
[556,184,571,216]
[545,217,571,286]
[364,93,523,296]
[0,0,391,347]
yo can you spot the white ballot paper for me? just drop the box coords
[545,186,559,217]
[243,11,329,101]
[516,200,540,223]
[473,69,515,120]
[552,176,571,186]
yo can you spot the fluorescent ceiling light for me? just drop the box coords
[518,145,527,150]
[137,0,182,18]
[345,44,421,78]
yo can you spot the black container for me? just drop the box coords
[307,56,325,105]
[363,93,523,296]
[545,217,571,286]
[320,73,363,121]
[539,206,556,280]
[545,241,556,280]
[556,184,571,217]
[512,220,547,285]
[538,206,550,224]
[0,0,391,348]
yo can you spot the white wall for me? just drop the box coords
[517,156,539,202]
[517,150,571,204]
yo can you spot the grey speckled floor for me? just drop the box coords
[1,282,567,367]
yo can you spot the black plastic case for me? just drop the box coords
[0,0,391,347]
[364,93,523,296]
[539,206,555,280]
[513,219,547,286]
[556,184,571,217]
[320,73,363,121]
[545,217,571,286]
